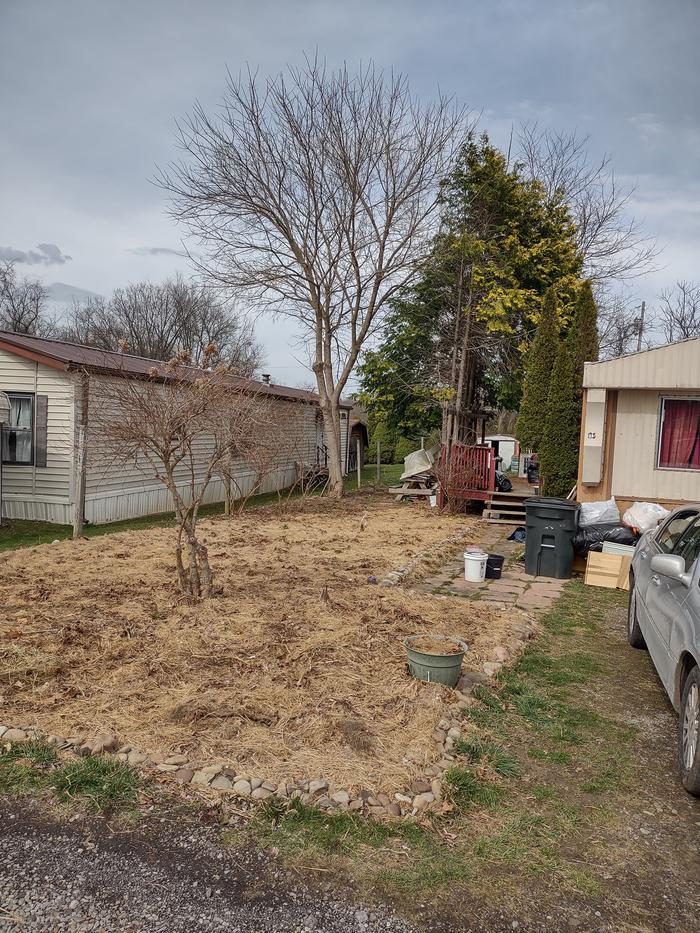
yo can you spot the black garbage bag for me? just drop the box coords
[572,522,640,556]
[507,526,526,543]
[495,470,513,493]
[527,464,540,484]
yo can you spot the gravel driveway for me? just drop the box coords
[0,800,420,933]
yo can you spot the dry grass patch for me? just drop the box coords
[0,492,518,792]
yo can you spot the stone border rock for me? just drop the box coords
[378,527,478,588]
[0,612,539,822]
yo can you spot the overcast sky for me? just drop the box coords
[1,0,698,385]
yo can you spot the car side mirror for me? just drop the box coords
[650,553,692,587]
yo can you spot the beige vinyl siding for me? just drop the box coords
[0,349,74,522]
[83,375,324,523]
[610,389,700,502]
[584,339,700,390]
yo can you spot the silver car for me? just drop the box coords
[628,505,700,796]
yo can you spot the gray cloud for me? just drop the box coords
[127,246,189,258]
[46,282,102,304]
[0,0,697,386]
[0,243,72,266]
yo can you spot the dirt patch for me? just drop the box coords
[0,492,521,792]
[406,636,465,655]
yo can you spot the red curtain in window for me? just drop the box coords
[659,399,700,469]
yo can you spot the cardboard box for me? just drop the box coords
[584,552,632,591]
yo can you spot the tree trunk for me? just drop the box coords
[195,539,214,596]
[321,404,344,497]
[451,305,473,446]
[174,522,189,593]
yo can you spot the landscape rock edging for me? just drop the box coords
[377,527,479,587]
[1,550,540,822]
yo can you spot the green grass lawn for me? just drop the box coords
[0,463,405,551]
[0,740,141,812]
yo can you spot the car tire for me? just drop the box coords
[627,584,647,650]
[679,666,700,796]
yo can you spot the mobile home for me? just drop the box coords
[577,339,700,510]
[0,331,351,525]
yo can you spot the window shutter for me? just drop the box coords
[35,395,48,468]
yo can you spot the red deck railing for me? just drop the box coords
[438,443,495,508]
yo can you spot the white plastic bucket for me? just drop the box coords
[429,494,437,507]
[464,550,487,582]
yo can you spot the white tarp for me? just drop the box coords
[400,447,436,481]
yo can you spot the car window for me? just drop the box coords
[671,516,700,572]
[656,512,698,554]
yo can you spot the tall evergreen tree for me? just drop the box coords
[539,342,580,497]
[359,134,582,443]
[567,280,599,400]
[515,286,560,451]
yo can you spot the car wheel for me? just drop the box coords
[679,666,700,796]
[627,584,646,650]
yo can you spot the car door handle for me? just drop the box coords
[639,550,648,559]
[651,575,661,586]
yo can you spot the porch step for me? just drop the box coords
[484,500,526,509]
[483,488,531,523]
[483,494,527,522]
[482,511,527,524]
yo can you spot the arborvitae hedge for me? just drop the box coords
[515,286,560,452]
[539,342,581,497]
[567,280,599,401]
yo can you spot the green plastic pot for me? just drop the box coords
[404,634,468,687]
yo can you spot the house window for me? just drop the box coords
[1,392,34,465]
[658,398,700,471]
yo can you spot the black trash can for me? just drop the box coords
[524,497,580,579]
[485,554,505,579]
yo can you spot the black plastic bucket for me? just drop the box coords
[485,554,505,579]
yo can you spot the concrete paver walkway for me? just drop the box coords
[414,523,567,614]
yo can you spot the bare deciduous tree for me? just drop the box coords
[160,59,470,496]
[91,348,274,598]
[0,260,54,335]
[595,287,646,358]
[518,125,659,283]
[657,280,700,343]
[61,275,261,373]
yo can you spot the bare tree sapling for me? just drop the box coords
[91,346,275,598]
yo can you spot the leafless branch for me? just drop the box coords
[61,275,261,372]
[0,260,54,336]
[518,125,659,283]
[656,280,700,343]
[159,57,472,494]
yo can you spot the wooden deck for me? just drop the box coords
[438,443,495,510]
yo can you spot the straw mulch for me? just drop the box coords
[0,491,515,793]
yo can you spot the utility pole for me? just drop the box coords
[636,301,646,351]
